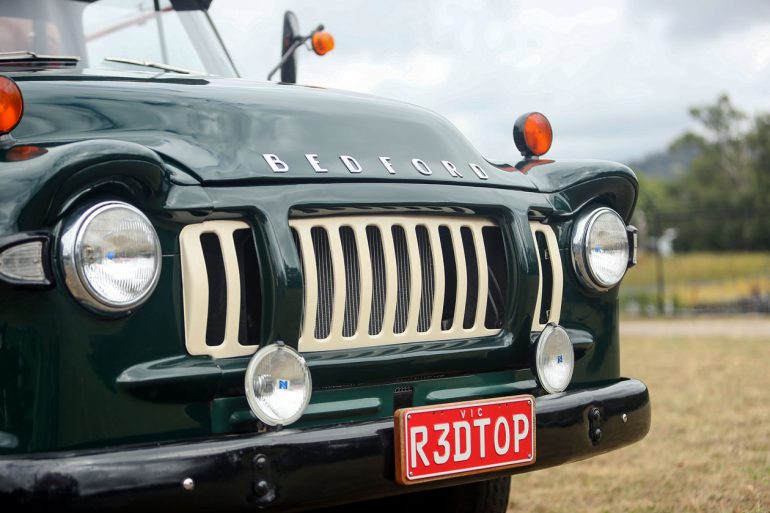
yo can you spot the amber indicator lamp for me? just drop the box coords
[312,31,335,56]
[0,75,23,135]
[513,112,553,158]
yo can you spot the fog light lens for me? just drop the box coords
[61,201,161,313]
[244,344,312,427]
[534,324,574,394]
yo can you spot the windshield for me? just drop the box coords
[0,0,238,76]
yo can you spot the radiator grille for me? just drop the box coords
[290,215,505,352]
[180,221,261,358]
[530,221,563,331]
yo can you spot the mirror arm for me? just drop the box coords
[267,25,324,81]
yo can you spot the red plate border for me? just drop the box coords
[394,395,537,485]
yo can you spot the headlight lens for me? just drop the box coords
[245,344,312,427]
[61,201,161,313]
[533,324,574,394]
[571,207,629,291]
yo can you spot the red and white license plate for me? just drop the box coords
[394,395,536,484]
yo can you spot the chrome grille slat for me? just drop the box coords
[367,226,386,335]
[290,215,502,352]
[392,226,410,334]
[340,227,360,338]
[416,226,434,333]
[312,227,333,340]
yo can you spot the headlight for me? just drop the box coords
[533,324,574,394]
[244,343,312,427]
[61,201,161,313]
[571,207,629,291]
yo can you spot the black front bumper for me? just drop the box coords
[0,379,650,512]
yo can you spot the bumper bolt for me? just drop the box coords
[182,477,194,491]
[592,428,603,443]
[254,480,270,497]
[622,413,628,423]
[255,455,267,469]
[590,408,601,422]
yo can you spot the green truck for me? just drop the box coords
[0,1,650,511]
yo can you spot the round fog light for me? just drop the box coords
[244,344,312,427]
[533,324,574,394]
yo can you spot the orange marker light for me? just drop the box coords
[513,112,553,158]
[312,31,335,56]
[0,76,24,135]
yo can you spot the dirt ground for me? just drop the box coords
[508,317,770,513]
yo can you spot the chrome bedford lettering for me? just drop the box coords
[468,162,489,180]
[411,158,432,176]
[263,152,491,180]
[441,160,463,178]
[263,153,288,173]
[305,153,328,173]
[379,156,396,174]
[339,155,363,173]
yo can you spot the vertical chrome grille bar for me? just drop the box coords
[353,224,373,340]
[296,225,319,346]
[327,226,347,340]
[471,225,489,330]
[220,233,243,346]
[312,227,333,340]
[379,222,398,339]
[392,225,410,334]
[416,225,435,333]
[405,222,423,336]
[340,226,360,338]
[428,224,445,334]
[367,226,386,336]
[449,224,467,334]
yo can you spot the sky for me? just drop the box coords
[208,0,770,164]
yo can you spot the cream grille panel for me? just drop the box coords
[180,220,255,358]
[290,216,501,352]
[530,221,563,331]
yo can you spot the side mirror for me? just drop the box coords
[267,11,334,84]
[280,11,300,84]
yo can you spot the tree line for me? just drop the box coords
[633,95,770,252]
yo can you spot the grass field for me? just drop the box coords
[507,318,770,513]
[622,252,770,309]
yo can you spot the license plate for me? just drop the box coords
[394,395,535,484]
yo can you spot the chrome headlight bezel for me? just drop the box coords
[571,206,629,292]
[60,201,162,314]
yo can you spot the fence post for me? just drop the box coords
[654,212,666,315]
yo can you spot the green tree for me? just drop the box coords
[643,94,770,251]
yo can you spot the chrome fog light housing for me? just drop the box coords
[571,207,629,291]
[244,343,312,427]
[61,201,161,314]
[533,324,574,394]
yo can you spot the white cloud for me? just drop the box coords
[321,52,453,94]
[209,1,770,163]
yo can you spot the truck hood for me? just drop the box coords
[10,70,540,190]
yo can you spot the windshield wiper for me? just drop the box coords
[0,51,80,65]
[104,57,203,75]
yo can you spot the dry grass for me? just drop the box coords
[622,252,770,307]
[508,319,770,513]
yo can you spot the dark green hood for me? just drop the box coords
[10,70,543,189]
